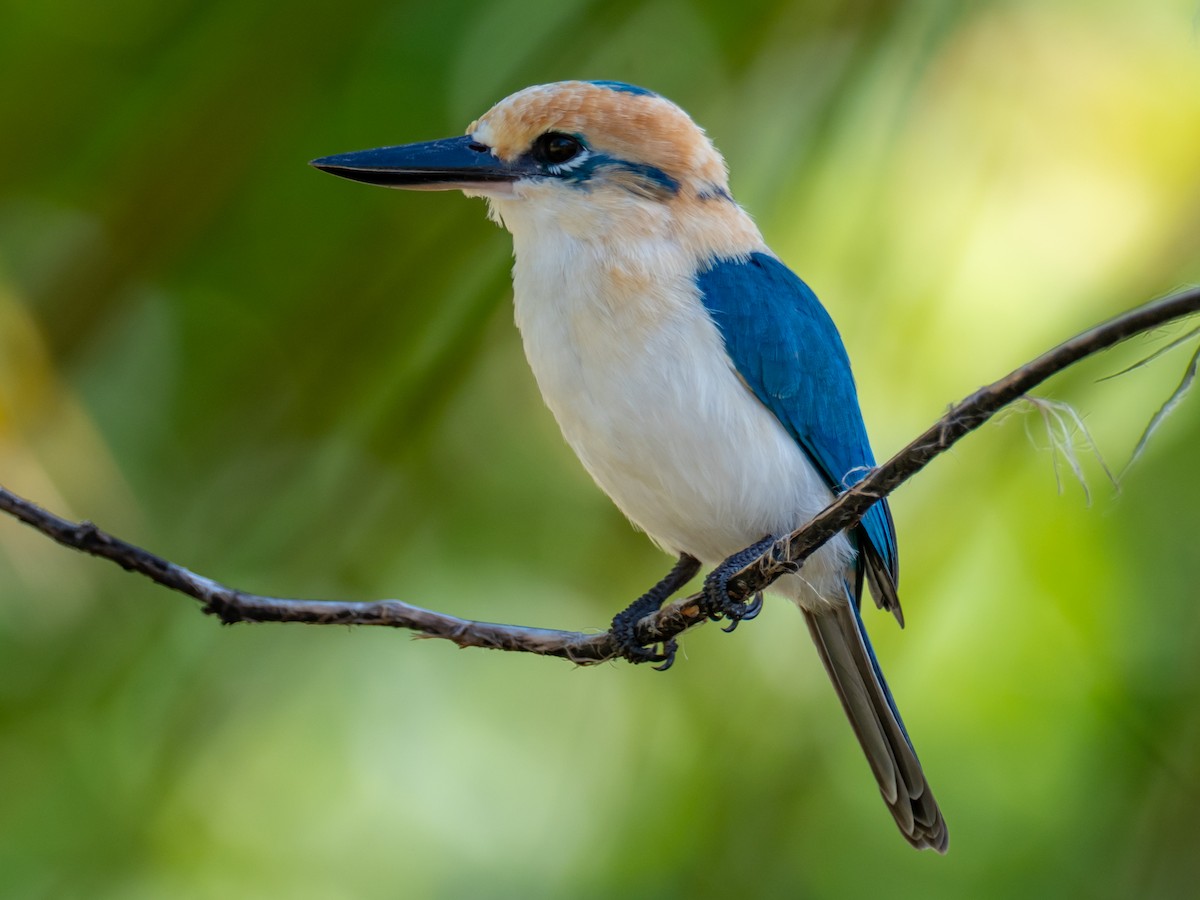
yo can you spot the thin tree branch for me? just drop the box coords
[0,488,625,663]
[2,287,1198,663]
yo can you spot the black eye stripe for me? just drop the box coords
[532,132,584,166]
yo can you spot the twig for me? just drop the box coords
[2,287,1198,663]
[1122,339,1200,476]
[0,488,630,663]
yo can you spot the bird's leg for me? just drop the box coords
[702,534,778,633]
[611,553,702,671]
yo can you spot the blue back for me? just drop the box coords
[696,253,898,583]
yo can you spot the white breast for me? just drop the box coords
[494,194,854,607]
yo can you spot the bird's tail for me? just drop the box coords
[802,594,948,852]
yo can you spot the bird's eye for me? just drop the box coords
[532,132,584,167]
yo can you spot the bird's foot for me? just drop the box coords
[611,602,677,670]
[610,554,701,671]
[702,535,777,632]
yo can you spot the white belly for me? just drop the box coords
[509,241,854,606]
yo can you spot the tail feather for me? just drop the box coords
[802,598,947,852]
[861,539,904,627]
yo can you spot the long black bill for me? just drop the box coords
[310,134,530,189]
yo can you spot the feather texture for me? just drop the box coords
[804,592,947,851]
[696,253,899,592]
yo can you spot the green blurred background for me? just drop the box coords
[2,1,1199,897]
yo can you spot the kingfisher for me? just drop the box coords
[312,80,947,851]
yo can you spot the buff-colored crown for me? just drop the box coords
[468,81,729,197]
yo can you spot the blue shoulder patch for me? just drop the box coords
[587,80,658,97]
[695,253,898,581]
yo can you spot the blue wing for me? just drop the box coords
[696,252,900,614]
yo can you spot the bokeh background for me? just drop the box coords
[2,1,1199,897]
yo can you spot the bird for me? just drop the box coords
[311,80,947,852]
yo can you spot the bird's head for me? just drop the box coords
[312,81,735,236]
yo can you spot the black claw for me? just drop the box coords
[720,591,763,632]
[703,535,778,630]
[651,639,678,671]
[610,554,701,667]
